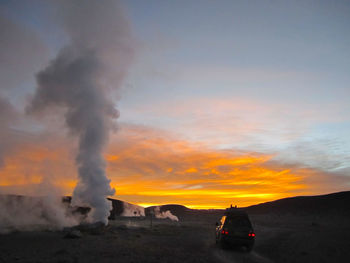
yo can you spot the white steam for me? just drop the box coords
[121,202,145,217]
[0,195,78,233]
[28,0,133,225]
[154,206,179,221]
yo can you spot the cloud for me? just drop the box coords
[120,96,349,154]
[105,124,350,207]
[273,138,350,172]
[0,123,348,208]
[0,11,48,98]
[0,10,49,169]
[0,97,18,167]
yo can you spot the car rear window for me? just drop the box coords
[225,216,252,227]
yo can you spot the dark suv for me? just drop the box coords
[215,208,255,251]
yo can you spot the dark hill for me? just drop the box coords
[245,191,350,216]
[145,204,224,221]
[147,191,350,220]
[2,191,349,222]
[145,204,190,216]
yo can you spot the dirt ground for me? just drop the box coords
[0,214,349,263]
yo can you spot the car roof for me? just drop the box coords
[224,207,248,217]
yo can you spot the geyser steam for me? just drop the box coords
[28,0,133,224]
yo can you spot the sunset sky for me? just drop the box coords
[0,0,349,208]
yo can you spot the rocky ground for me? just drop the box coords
[0,213,349,263]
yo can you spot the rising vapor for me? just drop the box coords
[28,0,133,225]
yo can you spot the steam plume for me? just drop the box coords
[154,206,179,221]
[28,0,133,225]
[122,202,145,217]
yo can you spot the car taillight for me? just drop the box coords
[221,230,229,235]
[248,232,255,237]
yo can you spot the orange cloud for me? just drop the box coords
[0,124,348,208]
[104,124,348,208]
[0,134,76,195]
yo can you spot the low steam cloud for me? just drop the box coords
[0,195,78,233]
[121,202,145,217]
[0,182,79,233]
[154,206,179,221]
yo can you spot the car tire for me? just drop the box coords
[220,240,228,250]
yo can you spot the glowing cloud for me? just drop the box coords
[0,124,348,209]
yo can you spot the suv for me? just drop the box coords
[215,208,255,251]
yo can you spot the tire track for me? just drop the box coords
[212,246,274,263]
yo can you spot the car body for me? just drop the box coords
[215,208,255,251]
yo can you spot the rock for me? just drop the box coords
[116,225,128,231]
[64,230,82,239]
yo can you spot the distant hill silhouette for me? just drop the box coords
[145,204,190,216]
[143,191,350,220]
[1,191,349,221]
[245,191,350,216]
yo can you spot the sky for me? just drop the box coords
[0,0,349,208]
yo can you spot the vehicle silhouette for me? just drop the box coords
[215,207,255,251]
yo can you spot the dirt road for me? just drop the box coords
[0,215,349,263]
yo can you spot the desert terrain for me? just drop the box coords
[0,191,349,263]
